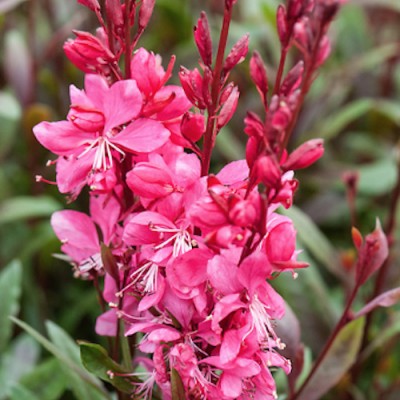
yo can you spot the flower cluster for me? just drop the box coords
[33,0,340,398]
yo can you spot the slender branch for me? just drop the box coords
[124,0,132,79]
[289,284,359,400]
[201,4,233,176]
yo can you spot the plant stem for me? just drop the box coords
[201,4,233,176]
[290,284,359,400]
[124,0,132,79]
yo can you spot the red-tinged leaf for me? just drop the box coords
[297,318,365,400]
[354,287,400,319]
[351,227,363,250]
[275,302,301,363]
[194,12,213,67]
[100,243,120,285]
[171,368,186,400]
[224,34,249,73]
[356,219,388,285]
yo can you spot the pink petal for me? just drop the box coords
[153,86,191,121]
[33,121,92,156]
[95,309,117,336]
[217,160,249,185]
[103,79,143,131]
[111,118,170,153]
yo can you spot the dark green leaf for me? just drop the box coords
[79,342,136,394]
[171,368,186,400]
[0,260,22,352]
[297,317,365,400]
[10,384,41,400]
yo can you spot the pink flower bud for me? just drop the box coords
[250,51,268,105]
[194,12,213,67]
[229,199,257,227]
[287,0,303,20]
[280,61,304,96]
[218,86,239,128]
[356,220,388,285]
[181,112,205,142]
[77,0,100,12]
[63,31,116,73]
[293,17,312,52]
[139,0,156,30]
[315,35,331,67]
[105,0,123,28]
[277,5,288,44]
[271,102,292,131]
[202,67,213,107]
[223,34,249,73]
[282,138,324,170]
[253,155,282,188]
[244,112,264,138]
[179,67,206,109]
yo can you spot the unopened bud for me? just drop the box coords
[223,34,249,74]
[282,138,324,170]
[77,0,100,12]
[105,0,123,28]
[250,51,268,104]
[277,5,288,44]
[218,86,239,128]
[253,155,282,188]
[139,0,156,30]
[194,12,213,67]
[181,112,205,142]
[280,61,304,96]
[315,35,331,67]
[179,67,206,109]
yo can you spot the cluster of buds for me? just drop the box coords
[33,0,340,398]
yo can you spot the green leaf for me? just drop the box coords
[10,317,110,400]
[316,98,373,141]
[19,358,66,400]
[0,196,61,224]
[0,334,40,400]
[171,368,186,400]
[357,159,397,196]
[10,384,41,400]
[46,321,108,400]
[280,206,347,282]
[79,342,136,394]
[0,260,22,352]
[297,317,365,400]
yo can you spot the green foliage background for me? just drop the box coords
[1,0,400,398]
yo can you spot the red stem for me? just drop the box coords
[290,283,359,400]
[124,0,132,79]
[201,4,233,176]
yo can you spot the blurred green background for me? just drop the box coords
[1,0,400,399]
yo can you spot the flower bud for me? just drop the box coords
[68,106,105,132]
[218,86,239,128]
[179,67,206,109]
[315,35,331,67]
[280,61,304,97]
[181,112,205,142]
[223,34,249,74]
[78,0,100,12]
[105,0,123,29]
[229,199,257,227]
[250,51,268,105]
[139,0,156,30]
[253,155,281,188]
[282,139,324,170]
[194,12,213,67]
[277,5,288,44]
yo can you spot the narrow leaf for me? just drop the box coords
[0,196,61,224]
[9,317,110,399]
[79,342,136,394]
[0,260,22,352]
[46,321,108,400]
[10,385,41,400]
[354,287,400,319]
[297,318,365,400]
[171,368,186,400]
